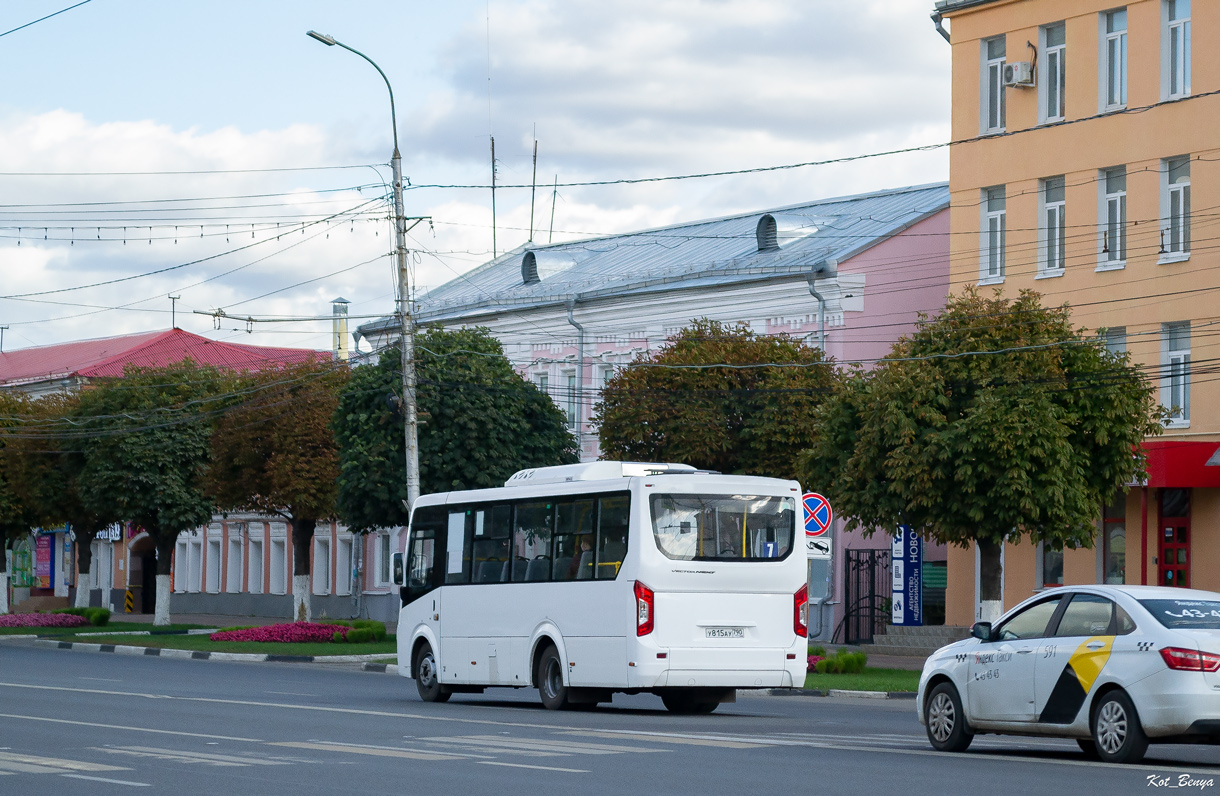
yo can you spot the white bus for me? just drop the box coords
[391,461,808,713]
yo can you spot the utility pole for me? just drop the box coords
[490,136,497,257]
[308,30,420,513]
[549,174,558,244]
[529,136,538,242]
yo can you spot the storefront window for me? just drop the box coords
[1103,492,1126,584]
[1042,543,1064,588]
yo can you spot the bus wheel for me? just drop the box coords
[537,647,569,710]
[414,644,451,703]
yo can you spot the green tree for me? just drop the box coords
[0,391,32,614]
[209,359,347,621]
[594,318,840,479]
[800,289,1162,621]
[1,393,118,609]
[334,327,578,533]
[75,362,227,625]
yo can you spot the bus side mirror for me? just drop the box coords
[391,552,405,586]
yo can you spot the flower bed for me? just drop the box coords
[807,655,824,672]
[209,622,349,644]
[0,613,91,628]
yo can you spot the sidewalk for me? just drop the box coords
[109,613,298,628]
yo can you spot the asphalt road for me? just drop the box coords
[0,641,1217,795]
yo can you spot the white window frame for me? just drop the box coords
[1035,541,1065,589]
[1104,326,1127,355]
[205,537,221,594]
[1041,22,1066,123]
[1099,167,1127,269]
[980,186,1006,284]
[269,537,287,596]
[1100,9,1128,111]
[1160,155,1191,263]
[564,371,578,430]
[226,533,243,593]
[247,536,264,595]
[173,538,187,593]
[312,535,331,595]
[374,531,392,588]
[1039,176,1066,276]
[1163,322,1190,427]
[188,536,203,594]
[1163,0,1191,100]
[982,37,1007,134]
[536,373,549,395]
[336,535,353,597]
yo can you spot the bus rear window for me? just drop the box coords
[650,494,794,562]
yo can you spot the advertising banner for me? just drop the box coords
[34,535,54,589]
[890,524,923,626]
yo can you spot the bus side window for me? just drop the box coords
[513,501,554,582]
[444,509,471,584]
[553,499,594,582]
[471,504,511,584]
[596,495,630,579]
[406,506,447,603]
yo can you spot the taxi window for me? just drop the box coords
[1115,604,1137,635]
[1054,594,1114,637]
[996,597,1062,640]
[1139,599,1220,629]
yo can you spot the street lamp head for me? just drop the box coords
[306,30,337,46]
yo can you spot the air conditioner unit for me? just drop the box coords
[1003,61,1035,87]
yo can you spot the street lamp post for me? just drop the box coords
[307,31,420,515]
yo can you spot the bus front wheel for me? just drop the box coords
[414,644,451,703]
[537,647,570,710]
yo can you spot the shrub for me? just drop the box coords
[812,648,868,675]
[319,619,352,627]
[808,645,826,658]
[344,628,374,644]
[806,655,824,672]
[53,608,89,617]
[332,631,345,643]
[85,608,110,626]
[352,620,386,641]
[217,625,256,633]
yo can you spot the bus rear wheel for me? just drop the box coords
[414,644,451,703]
[537,647,570,710]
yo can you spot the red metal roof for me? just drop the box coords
[0,329,326,388]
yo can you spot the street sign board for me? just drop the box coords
[890,524,923,626]
[802,493,833,559]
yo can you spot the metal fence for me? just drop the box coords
[841,548,892,645]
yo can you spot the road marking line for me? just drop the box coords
[0,713,261,743]
[95,746,293,767]
[0,751,129,773]
[565,730,767,749]
[432,734,654,755]
[62,773,150,787]
[477,761,589,773]
[268,741,467,761]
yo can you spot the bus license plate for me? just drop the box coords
[705,627,744,639]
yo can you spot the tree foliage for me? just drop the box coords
[594,319,840,479]
[799,289,1163,607]
[334,327,578,533]
[209,358,347,619]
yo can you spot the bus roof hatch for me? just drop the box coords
[504,461,698,487]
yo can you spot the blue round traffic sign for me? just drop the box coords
[803,493,832,537]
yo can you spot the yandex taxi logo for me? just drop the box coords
[1037,636,1115,724]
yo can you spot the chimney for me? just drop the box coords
[331,298,350,361]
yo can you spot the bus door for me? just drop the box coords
[404,506,447,661]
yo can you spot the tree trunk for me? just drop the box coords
[74,532,95,609]
[153,532,176,626]
[291,518,317,623]
[978,538,1003,622]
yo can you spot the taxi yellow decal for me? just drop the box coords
[1037,636,1114,724]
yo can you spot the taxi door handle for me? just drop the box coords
[1016,648,1033,654]
[1086,642,1105,650]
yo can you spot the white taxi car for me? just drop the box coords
[917,585,1220,764]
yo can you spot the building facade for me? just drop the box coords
[359,184,954,640]
[934,0,1220,624]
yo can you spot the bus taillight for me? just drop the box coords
[794,584,808,638]
[634,581,655,636]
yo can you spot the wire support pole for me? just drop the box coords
[307,29,419,514]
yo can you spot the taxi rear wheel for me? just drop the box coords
[925,682,973,753]
[1091,690,1148,764]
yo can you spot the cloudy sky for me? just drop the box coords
[0,0,950,353]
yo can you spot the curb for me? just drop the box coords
[742,688,916,700]
[31,639,397,665]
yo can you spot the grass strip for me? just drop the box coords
[0,622,210,637]
[79,633,397,657]
[804,667,920,693]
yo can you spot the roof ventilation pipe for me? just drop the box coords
[566,300,585,452]
[807,259,839,353]
[756,213,822,251]
[522,250,579,284]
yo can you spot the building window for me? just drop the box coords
[336,536,352,596]
[1164,0,1191,99]
[982,186,1006,282]
[565,372,578,429]
[1163,156,1191,257]
[269,538,287,595]
[312,536,331,595]
[226,535,242,593]
[1163,322,1190,425]
[247,537,263,594]
[1103,9,1127,110]
[1040,542,1064,588]
[1102,492,1126,584]
[376,532,391,587]
[536,373,549,395]
[983,37,1006,133]
[1101,167,1126,265]
[1042,23,1066,122]
[1041,176,1066,273]
[1104,326,1127,354]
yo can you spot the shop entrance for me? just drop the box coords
[1159,488,1191,588]
[127,535,157,614]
